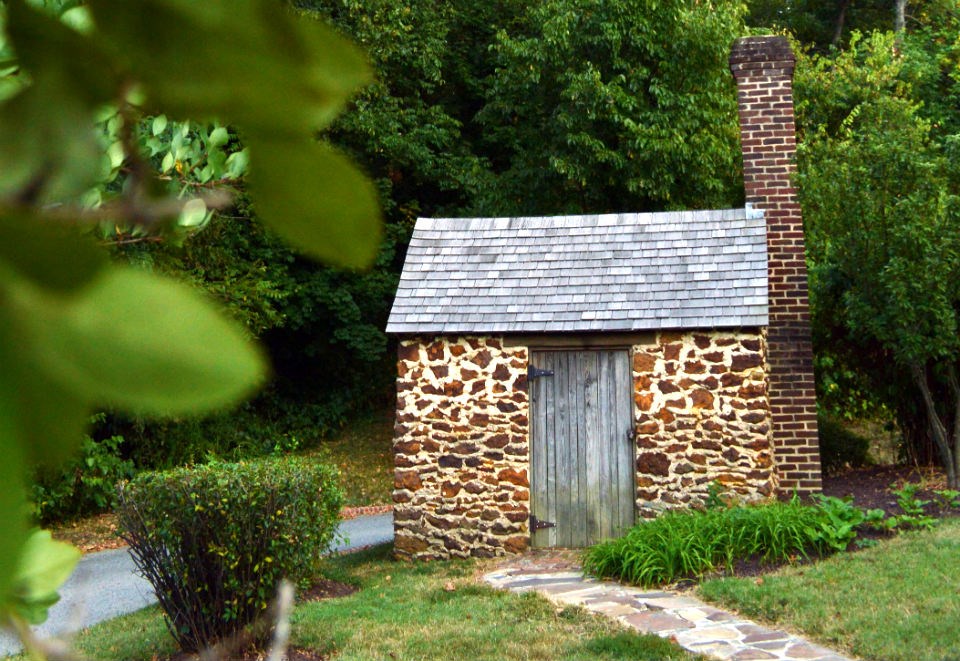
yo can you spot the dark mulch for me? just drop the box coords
[299,578,359,602]
[822,464,948,516]
[689,464,958,584]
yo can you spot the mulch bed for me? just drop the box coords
[822,464,948,516]
[694,464,957,583]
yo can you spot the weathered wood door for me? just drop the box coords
[529,349,635,547]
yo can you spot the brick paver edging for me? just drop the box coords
[483,567,855,661]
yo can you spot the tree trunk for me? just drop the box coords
[911,362,957,488]
[833,0,851,46]
[895,0,907,33]
[947,363,960,488]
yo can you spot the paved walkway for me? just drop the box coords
[484,552,855,661]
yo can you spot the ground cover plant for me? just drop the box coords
[582,498,835,587]
[62,544,699,661]
[116,458,343,652]
[699,518,960,661]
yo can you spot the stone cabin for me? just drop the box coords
[385,36,822,560]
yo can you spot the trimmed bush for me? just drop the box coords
[116,457,343,652]
[583,500,831,587]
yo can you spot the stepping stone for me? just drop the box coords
[622,610,694,633]
[731,649,778,660]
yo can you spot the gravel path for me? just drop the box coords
[0,512,394,657]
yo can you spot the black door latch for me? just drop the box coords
[530,514,556,531]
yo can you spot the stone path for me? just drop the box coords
[483,552,855,661]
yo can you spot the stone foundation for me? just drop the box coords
[632,330,776,517]
[393,336,530,560]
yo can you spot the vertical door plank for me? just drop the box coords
[530,351,546,548]
[556,351,573,547]
[614,350,635,536]
[583,351,601,546]
[597,351,614,540]
[544,351,558,547]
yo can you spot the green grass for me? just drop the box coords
[304,411,393,508]
[59,544,697,661]
[699,518,960,661]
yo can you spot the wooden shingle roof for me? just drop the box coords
[386,207,768,334]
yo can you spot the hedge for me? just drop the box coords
[116,457,343,652]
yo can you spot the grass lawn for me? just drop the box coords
[63,544,697,661]
[698,517,960,661]
[304,411,393,508]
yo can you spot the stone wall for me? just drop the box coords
[632,330,776,517]
[393,336,530,560]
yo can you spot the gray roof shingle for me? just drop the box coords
[386,208,768,334]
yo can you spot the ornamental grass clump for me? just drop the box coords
[116,457,343,652]
[583,499,829,587]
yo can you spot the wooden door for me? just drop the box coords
[529,349,635,547]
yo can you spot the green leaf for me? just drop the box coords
[7,529,81,625]
[247,138,381,268]
[0,369,28,609]
[0,0,117,202]
[12,266,267,415]
[87,0,372,136]
[178,198,208,228]
[152,114,168,136]
[0,212,107,293]
[207,126,229,148]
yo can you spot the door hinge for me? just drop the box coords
[528,365,555,380]
[530,514,556,531]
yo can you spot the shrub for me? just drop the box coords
[818,413,871,476]
[32,425,135,524]
[583,500,831,587]
[116,457,343,652]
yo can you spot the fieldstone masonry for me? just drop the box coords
[394,331,777,557]
[632,330,776,517]
[393,336,531,560]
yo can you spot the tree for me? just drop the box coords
[796,31,960,484]
[0,0,380,640]
[477,0,746,215]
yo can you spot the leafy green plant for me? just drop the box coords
[704,481,732,510]
[116,457,343,652]
[890,483,937,530]
[806,494,865,552]
[583,500,830,587]
[933,489,960,510]
[32,415,136,524]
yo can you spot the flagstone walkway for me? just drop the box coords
[483,552,855,661]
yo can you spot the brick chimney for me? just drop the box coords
[729,36,822,494]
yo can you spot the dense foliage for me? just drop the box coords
[0,0,379,635]
[795,15,960,480]
[117,458,343,652]
[32,416,134,524]
[90,0,752,465]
